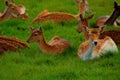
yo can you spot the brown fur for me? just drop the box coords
[100,30,120,45]
[0,0,29,23]
[95,2,120,27]
[0,36,29,55]
[32,0,89,23]
[27,27,70,54]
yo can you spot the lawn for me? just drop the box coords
[0,0,120,80]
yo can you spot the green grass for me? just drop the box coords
[0,0,120,80]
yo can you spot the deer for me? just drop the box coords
[27,27,71,54]
[32,0,90,23]
[95,1,120,27]
[0,0,29,23]
[0,36,29,55]
[78,25,118,60]
[77,14,94,40]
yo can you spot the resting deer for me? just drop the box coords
[32,0,90,23]
[27,27,70,54]
[78,25,118,60]
[95,1,120,27]
[0,36,29,54]
[0,0,29,23]
[77,14,94,40]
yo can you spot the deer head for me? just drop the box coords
[114,1,120,16]
[82,25,105,46]
[5,1,20,17]
[4,0,29,20]
[77,14,94,33]
[27,27,43,43]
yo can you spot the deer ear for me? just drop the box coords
[82,25,89,32]
[18,5,26,14]
[5,1,9,6]
[29,27,35,32]
[99,25,106,33]
[39,27,43,33]
[87,14,94,20]
[114,1,118,9]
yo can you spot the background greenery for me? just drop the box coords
[0,0,120,80]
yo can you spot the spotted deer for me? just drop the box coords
[0,0,29,23]
[95,2,120,27]
[32,0,90,23]
[78,25,118,60]
[27,27,70,54]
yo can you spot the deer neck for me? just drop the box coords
[0,8,11,22]
[84,31,89,40]
[82,26,89,40]
[37,35,51,53]
[104,9,120,25]
[82,39,94,60]
[78,2,85,17]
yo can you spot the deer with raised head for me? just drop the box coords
[77,14,94,40]
[32,0,90,23]
[95,1,120,27]
[78,25,118,60]
[27,27,70,54]
[0,0,29,23]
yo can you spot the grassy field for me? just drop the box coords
[0,0,120,80]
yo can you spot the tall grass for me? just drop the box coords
[0,0,120,80]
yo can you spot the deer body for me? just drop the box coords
[95,2,120,27]
[0,0,29,23]
[78,26,118,60]
[32,11,76,23]
[27,27,70,54]
[32,0,89,23]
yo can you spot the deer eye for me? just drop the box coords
[33,33,38,36]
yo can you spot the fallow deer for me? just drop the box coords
[78,25,118,60]
[32,0,90,23]
[95,2,120,27]
[27,27,70,54]
[77,14,94,40]
[0,0,29,23]
[0,36,29,55]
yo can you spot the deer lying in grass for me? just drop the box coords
[27,27,70,54]
[0,0,29,23]
[32,0,90,23]
[95,2,120,27]
[78,25,118,60]
[77,14,94,40]
[0,36,29,54]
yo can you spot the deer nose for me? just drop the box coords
[94,41,98,46]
